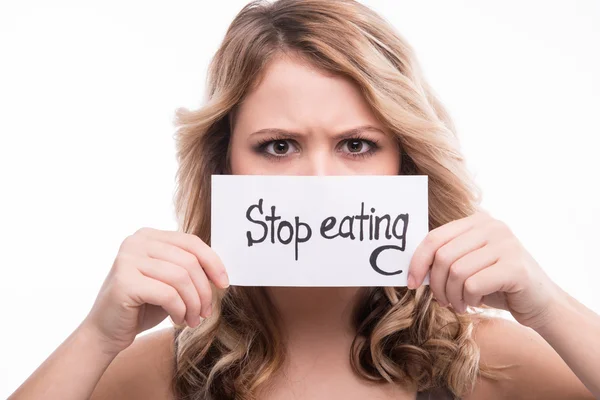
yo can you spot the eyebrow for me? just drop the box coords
[248,125,387,140]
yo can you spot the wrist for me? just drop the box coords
[75,321,124,360]
[528,285,571,334]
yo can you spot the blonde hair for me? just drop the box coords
[171,0,507,398]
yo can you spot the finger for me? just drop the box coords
[136,257,201,326]
[136,227,229,289]
[146,240,214,317]
[430,226,489,307]
[408,211,488,289]
[131,272,188,326]
[463,261,509,307]
[445,244,499,313]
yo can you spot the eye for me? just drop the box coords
[264,139,298,156]
[340,139,373,154]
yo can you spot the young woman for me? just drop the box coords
[10,0,599,399]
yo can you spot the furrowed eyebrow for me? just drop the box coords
[248,128,303,140]
[248,125,386,140]
[332,125,386,140]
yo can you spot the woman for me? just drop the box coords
[9,0,599,399]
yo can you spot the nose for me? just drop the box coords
[301,149,343,176]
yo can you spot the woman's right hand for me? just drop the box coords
[80,227,229,356]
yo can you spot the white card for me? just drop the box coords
[211,175,429,286]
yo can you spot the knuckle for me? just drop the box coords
[162,288,183,312]
[448,262,462,280]
[120,234,142,252]
[476,209,491,221]
[492,219,510,235]
[464,278,478,297]
[172,268,191,287]
[163,288,177,304]
[186,233,207,252]
[423,232,437,248]
[498,235,515,251]
[187,232,206,246]
[183,253,200,270]
[135,226,154,236]
[501,237,520,254]
[434,247,452,267]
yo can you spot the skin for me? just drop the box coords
[9,54,598,400]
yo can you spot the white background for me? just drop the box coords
[0,0,598,397]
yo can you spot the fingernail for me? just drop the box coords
[219,271,230,288]
[407,275,416,290]
[206,303,212,317]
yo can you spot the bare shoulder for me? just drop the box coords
[464,315,593,400]
[90,327,176,400]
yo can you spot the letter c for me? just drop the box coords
[369,245,403,276]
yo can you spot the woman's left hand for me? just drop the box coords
[407,209,565,329]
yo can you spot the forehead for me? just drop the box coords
[234,55,382,133]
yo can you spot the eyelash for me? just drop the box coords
[254,135,381,162]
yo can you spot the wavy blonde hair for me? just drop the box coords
[171,0,508,399]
